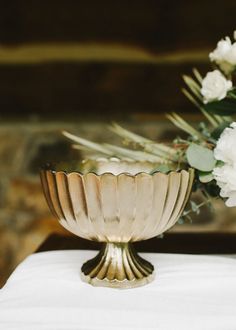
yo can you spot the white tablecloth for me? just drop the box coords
[0,250,236,330]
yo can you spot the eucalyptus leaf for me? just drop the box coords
[190,201,199,213]
[186,143,216,171]
[178,217,185,224]
[150,164,170,174]
[199,171,214,183]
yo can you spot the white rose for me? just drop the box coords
[234,30,236,40]
[213,165,236,207]
[209,34,236,73]
[213,122,236,207]
[209,37,232,62]
[225,42,236,65]
[200,70,232,104]
[214,122,236,164]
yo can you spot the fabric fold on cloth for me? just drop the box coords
[0,250,236,330]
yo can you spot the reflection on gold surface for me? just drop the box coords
[41,163,194,288]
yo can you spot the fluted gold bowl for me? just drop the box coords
[40,159,194,289]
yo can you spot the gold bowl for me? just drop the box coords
[40,159,194,289]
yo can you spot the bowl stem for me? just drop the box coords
[81,242,155,289]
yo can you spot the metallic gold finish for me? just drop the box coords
[40,162,194,289]
[81,243,154,289]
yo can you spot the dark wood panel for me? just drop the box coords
[0,62,208,118]
[0,0,236,51]
[38,233,236,254]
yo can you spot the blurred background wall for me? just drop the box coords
[1,0,236,286]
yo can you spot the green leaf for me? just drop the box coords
[211,122,231,140]
[216,160,224,167]
[178,217,185,224]
[186,143,216,171]
[150,164,170,174]
[199,171,214,183]
[190,201,198,212]
[204,98,236,116]
[205,180,221,197]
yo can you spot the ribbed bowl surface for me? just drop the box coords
[41,169,194,242]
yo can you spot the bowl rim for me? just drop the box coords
[40,165,194,178]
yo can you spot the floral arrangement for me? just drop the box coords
[63,31,236,219]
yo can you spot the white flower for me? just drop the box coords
[213,165,236,207]
[209,37,232,63]
[225,42,236,65]
[200,70,232,103]
[214,122,236,164]
[234,30,236,40]
[213,122,236,207]
[209,33,236,74]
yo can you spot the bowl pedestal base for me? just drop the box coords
[81,242,155,289]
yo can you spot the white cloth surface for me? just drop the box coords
[0,250,236,330]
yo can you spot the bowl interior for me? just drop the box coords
[44,158,164,175]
